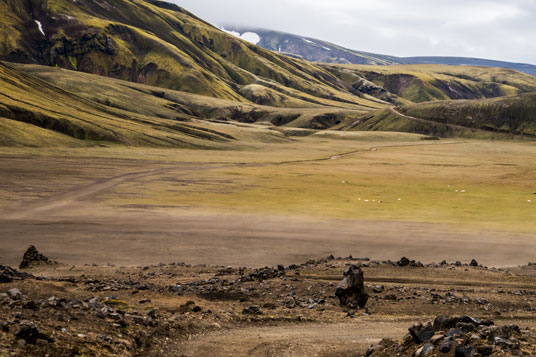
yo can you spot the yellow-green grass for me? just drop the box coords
[0,0,385,109]
[329,64,536,103]
[86,139,536,233]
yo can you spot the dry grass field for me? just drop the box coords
[1,135,535,268]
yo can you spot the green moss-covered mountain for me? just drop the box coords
[1,0,536,145]
[0,0,386,109]
[338,93,536,139]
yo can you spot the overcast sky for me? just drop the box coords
[172,0,536,64]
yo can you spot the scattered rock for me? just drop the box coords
[470,259,479,267]
[14,323,52,344]
[7,288,23,300]
[0,265,29,283]
[371,285,384,293]
[455,345,476,357]
[397,257,410,267]
[242,305,262,315]
[19,246,51,269]
[415,342,434,356]
[439,338,454,353]
[409,323,435,343]
[335,265,369,309]
[378,316,525,356]
[476,345,494,356]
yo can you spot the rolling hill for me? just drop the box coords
[0,0,383,110]
[224,26,536,76]
[325,64,536,104]
[338,93,536,139]
[1,0,536,146]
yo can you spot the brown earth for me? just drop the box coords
[0,147,534,268]
[1,257,535,356]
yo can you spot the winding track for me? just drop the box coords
[2,140,463,220]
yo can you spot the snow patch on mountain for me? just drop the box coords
[302,38,315,44]
[220,27,260,45]
[34,20,45,36]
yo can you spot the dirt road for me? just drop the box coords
[1,142,535,268]
[179,320,409,356]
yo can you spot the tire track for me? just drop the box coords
[2,140,464,220]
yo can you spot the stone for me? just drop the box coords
[0,273,12,283]
[14,323,52,344]
[19,246,51,269]
[470,259,479,267]
[434,315,460,331]
[457,322,476,333]
[242,305,262,315]
[415,342,434,356]
[455,345,476,357]
[0,320,9,332]
[0,265,27,283]
[475,298,489,305]
[439,338,454,353]
[365,344,385,356]
[7,288,23,300]
[476,345,494,356]
[409,323,435,343]
[430,334,444,344]
[397,257,410,267]
[384,294,397,301]
[147,308,159,318]
[335,265,369,308]
[371,285,384,293]
[446,328,464,338]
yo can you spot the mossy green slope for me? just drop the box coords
[0,0,384,110]
[339,93,536,139]
[326,64,536,104]
[0,61,295,147]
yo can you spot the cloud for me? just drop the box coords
[172,0,536,64]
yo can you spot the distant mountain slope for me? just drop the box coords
[226,27,536,76]
[0,0,384,110]
[338,93,536,139]
[224,27,399,66]
[326,64,536,104]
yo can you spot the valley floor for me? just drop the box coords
[0,136,535,268]
[0,135,535,355]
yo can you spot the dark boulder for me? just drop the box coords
[470,259,479,267]
[0,265,29,283]
[335,265,369,308]
[434,315,460,330]
[476,345,494,356]
[19,246,51,269]
[397,257,410,267]
[242,305,262,315]
[14,323,53,344]
[409,323,435,343]
[455,345,476,357]
[439,338,455,353]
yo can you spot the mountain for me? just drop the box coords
[1,0,536,146]
[224,27,536,76]
[337,92,536,139]
[325,64,536,104]
[0,0,383,110]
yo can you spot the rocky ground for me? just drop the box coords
[1,249,535,356]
